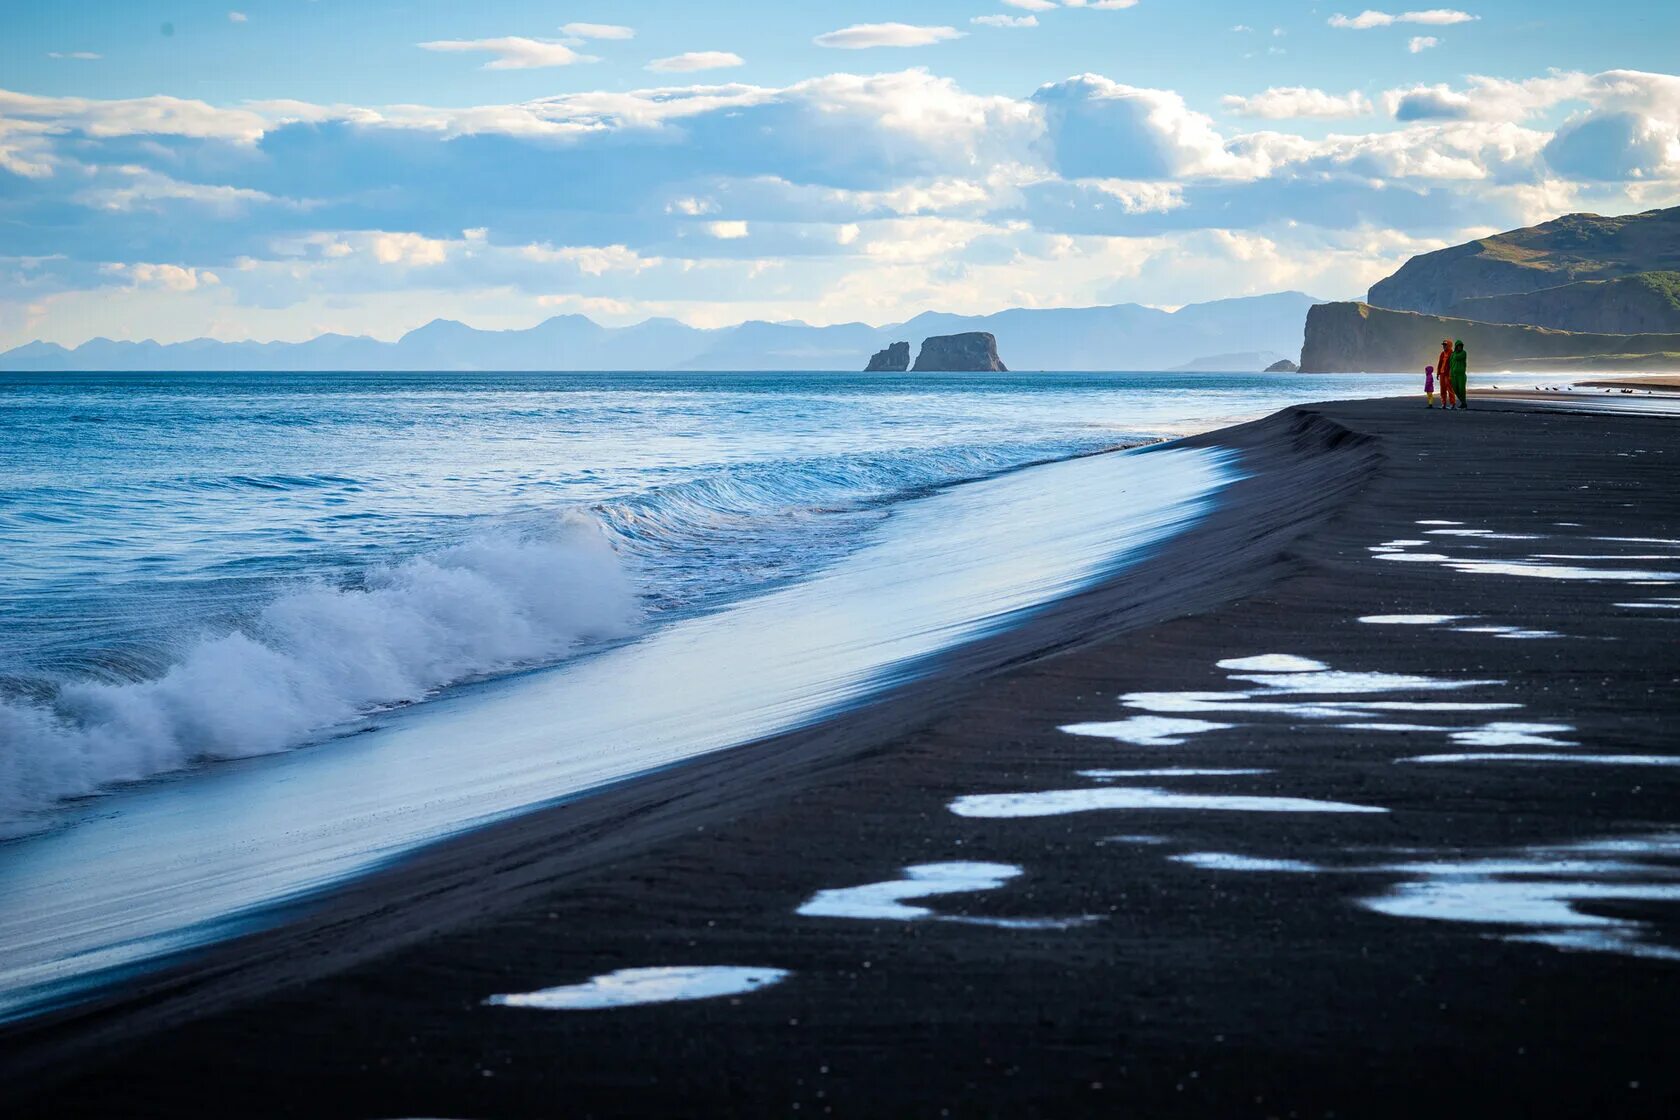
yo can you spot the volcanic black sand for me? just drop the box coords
[7,398,1680,1118]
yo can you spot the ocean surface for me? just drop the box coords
[1,367,1492,1020]
[0,369,1427,835]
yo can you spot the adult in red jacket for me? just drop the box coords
[1436,340,1456,407]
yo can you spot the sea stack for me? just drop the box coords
[865,341,911,372]
[912,332,1008,372]
[1265,359,1300,372]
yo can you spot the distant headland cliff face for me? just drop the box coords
[1301,206,1680,372]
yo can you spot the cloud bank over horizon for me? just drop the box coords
[3,5,1679,349]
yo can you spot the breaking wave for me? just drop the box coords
[0,519,639,831]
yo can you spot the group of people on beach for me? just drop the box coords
[1425,338,1469,409]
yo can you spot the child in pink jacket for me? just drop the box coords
[1424,365,1436,408]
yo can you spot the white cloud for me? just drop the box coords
[228,11,247,23]
[708,220,750,239]
[560,23,635,40]
[1409,36,1440,52]
[1222,88,1376,120]
[46,51,101,60]
[1003,0,1059,10]
[418,37,595,70]
[102,262,220,291]
[1329,9,1477,29]
[370,232,449,266]
[974,15,1039,28]
[647,51,745,73]
[519,243,659,275]
[813,24,966,49]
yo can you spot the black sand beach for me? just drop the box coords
[7,397,1680,1118]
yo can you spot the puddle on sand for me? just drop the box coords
[1451,625,1562,639]
[798,861,1021,921]
[1358,614,1470,625]
[486,966,789,1010]
[1360,835,1680,962]
[1215,655,1328,673]
[1170,852,1323,872]
[1403,752,1680,767]
[1060,715,1232,746]
[1097,834,1170,846]
[1226,670,1500,694]
[798,862,1098,929]
[1163,835,1680,963]
[1374,552,1453,563]
[949,787,1387,819]
[1448,722,1577,747]
[1427,529,1543,540]
[1417,520,1462,526]
[1078,768,1270,779]
[1444,558,1680,582]
[1617,600,1680,610]
[1336,701,1521,712]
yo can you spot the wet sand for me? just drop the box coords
[7,398,1680,1118]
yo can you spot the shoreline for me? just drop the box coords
[9,396,1680,1116]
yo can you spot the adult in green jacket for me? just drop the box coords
[1449,340,1468,409]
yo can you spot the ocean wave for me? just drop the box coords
[0,435,1140,833]
[0,518,639,832]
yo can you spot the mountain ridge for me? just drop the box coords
[1,292,1324,373]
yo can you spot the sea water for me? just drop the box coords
[0,368,1413,1018]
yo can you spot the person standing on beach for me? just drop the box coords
[1424,365,1436,408]
[1450,340,1469,409]
[1436,339,1456,408]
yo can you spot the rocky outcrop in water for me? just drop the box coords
[911,332,1007,372]
[865,342,910,372]
[1265,359,1299,372]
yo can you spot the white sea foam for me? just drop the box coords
[0,521,640,829]
[487,966,788,1010]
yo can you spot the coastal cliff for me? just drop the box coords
[912,332,1008,372]
[1446,272,1680,335]
[1303,206,1680,371]
[1299,302,1680,373]
[1369,206,1680,315]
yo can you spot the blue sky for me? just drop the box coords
[3,1,1679,347]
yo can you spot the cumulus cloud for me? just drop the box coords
[7,64,1680,349]
[974,15,1038,28]
[1409,36,1440,52]
[647,52,745,72]
[813,24,966,49]
[1222,88,1375,119]
[560,23,635,40]
[1330,9,1477,29]
[102,262,220,291]
[228,11,247,23]
[1034,75,1257,180]
[418,37,595,70]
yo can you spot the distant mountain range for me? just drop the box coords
[1304,206,1680,372]
[0,293,1323,373]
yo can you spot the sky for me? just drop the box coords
[3,1,1679,348]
